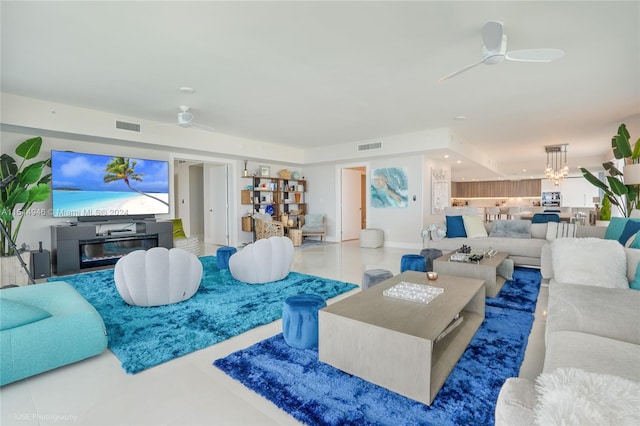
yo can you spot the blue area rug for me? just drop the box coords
[486,267,541,313]
[48,256,358,374]
[214,268,541,425]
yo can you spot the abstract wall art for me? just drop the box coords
[371,167,408,208]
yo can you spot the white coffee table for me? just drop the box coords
[433,251,509,297]
[318,271,485,405]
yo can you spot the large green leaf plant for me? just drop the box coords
[580,123,640,218]
[0,137,51,256]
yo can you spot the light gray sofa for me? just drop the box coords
[428,220,605,267]
[495,239,640,425]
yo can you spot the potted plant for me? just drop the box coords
[596,196,612,226]
[580,123,640,218]
[0,137,51,284]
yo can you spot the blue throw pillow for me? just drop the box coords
[618,220,640,245]
[446,215,466,238]
[630,262,640,290]
[604,217,632,241]
[630,233,640,249]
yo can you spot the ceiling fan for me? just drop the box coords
[439,21,565,82]
[156,106,215,132]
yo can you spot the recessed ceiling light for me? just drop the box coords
[522,169,527,172]
[179,87,195,94]
[454,115,467,121]
[457,160,462,164]
[444,154,450,159]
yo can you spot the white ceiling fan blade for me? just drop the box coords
[482,21,504,52]
[439,59,484,82]
[506,48,565,62]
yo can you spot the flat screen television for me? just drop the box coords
[51,150,170,220]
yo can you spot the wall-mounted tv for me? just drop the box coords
[51,150,170,220]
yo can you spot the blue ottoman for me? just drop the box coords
[216,246,237,269]
[282,294,327,349]
[400,254,427,273]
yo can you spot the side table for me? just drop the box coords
[288,228,302,247]
[433,252,509,297]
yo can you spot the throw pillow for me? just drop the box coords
[489,220,531,238]
[631,261,640,290]
[630,233,640,249]
[618,220,640,245]
[462,215,487,239]
[0,298,51,331]
[534,368,640,426]
[604,217,639,241]
[445,215,466,238]
[305,214,323,227]
[172,219,187,239]
[545,222,577,241]
[550,238,628,289]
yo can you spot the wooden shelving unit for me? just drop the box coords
[240,176,307,230]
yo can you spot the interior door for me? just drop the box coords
[204,164,229,246]
[341,168,363,241]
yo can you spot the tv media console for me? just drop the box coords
[51,220,173,275]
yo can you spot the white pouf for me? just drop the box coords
[114,247,203,307]
[360,228,384,248]
[229,236,294,284]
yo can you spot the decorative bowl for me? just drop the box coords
[426,272,438,281]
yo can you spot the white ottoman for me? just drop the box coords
[360,228,384,248]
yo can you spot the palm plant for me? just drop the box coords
[0,137,51,256]
[580,123,640,218]
[103,157,169,206]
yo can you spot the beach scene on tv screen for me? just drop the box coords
[52,151,169,217]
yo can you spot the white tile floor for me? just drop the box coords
[0,240,547,426]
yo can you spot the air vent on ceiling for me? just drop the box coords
[115,120,141,132]
[357,142,383,152]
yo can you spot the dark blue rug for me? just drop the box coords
[486,267,541,313]
[48,256,358,374]
[214,269,541,425]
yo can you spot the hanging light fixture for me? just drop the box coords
[544,144,569,186]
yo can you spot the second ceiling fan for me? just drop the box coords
[439,21,565,81]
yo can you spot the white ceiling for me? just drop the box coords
[1,1,639,182]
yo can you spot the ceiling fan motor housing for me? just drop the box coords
[178,110,194,126]
[482,34,507,65]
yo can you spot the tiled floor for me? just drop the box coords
[0,240,547,425]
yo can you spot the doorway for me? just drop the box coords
[174,160,230,247]
[341,166,366,241]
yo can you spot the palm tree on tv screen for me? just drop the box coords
[103,157,168,206]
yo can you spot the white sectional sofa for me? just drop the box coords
[495,238,640,425]
[427,218,605,267]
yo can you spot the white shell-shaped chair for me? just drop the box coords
[114,247,203,306]
[229,236,293,284]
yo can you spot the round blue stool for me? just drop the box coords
[216,246,237,270]
[400,254,427,273]
[282,294,327,349]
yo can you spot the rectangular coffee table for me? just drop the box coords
[318,271,485,405]
[433,251,509,297]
